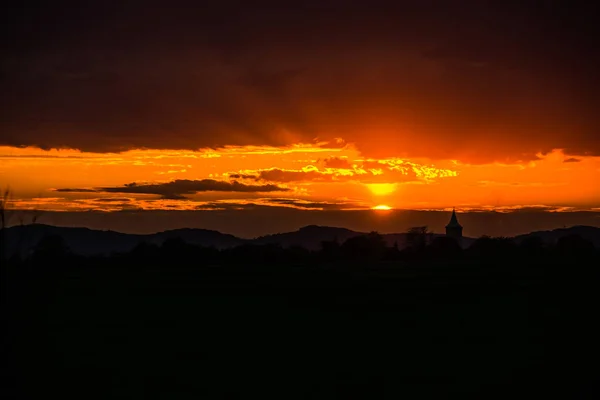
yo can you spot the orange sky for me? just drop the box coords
[2,3,599,236]
[2,143,598,214]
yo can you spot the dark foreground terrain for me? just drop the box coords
[2,235,600,399]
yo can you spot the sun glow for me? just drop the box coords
[366,183,397,196]
[372,205,392,210]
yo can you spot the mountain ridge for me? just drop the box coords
[4,223,599,256]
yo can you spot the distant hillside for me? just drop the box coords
[3,224,598,257]
[4,224,247,257]
[254,225,476,250]
[253,225,363,250]
[513,225,600,248]
[148,228,245,249]
[4,224,140,257]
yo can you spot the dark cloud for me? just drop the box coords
[79,199,140,210]
[92,198,132,202]
[563,157,581,163]
[55,179,289,198]
[321,157,352,169]
[262,198,357,210]
[159,194,189,200]
[2,1,599,161]
[194,202,276,211]
[0,154,88,159]
[55,188,98,193]
[228,173,259,180]
[101,180,289,198]
[194,198,358,211]
[256,169,337,183]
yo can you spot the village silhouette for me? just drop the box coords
[2,206,600,399]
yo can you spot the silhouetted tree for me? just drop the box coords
[130,241,160,261]
[320,239,341,262]
[383,240,401,261]
[555,234,595,258]
[405,226,432,250]
[225,243,287,265]
[287,245,311,264]
[341,232,386,262]
[467,236,517,260]
[161,236,188,250]
[519,236,547,258]
[428,236,463,259]
[158,237,201,266]
[32,234,70,260]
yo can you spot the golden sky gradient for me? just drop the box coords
[2,3,599,236]
[2,143,598,214]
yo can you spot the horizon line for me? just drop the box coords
[5,221,596,241]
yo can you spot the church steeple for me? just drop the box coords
[446,208,461,228]
[445,208,463,242]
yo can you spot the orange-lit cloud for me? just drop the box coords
[1,144,598,214]
[223,157,457,185]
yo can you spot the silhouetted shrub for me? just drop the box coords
[32,234,70,259]
[428,236,463,259]
[555,234,595,258]
[467,236,517,260]
[130,241,160,261]
[319,239,341,262]
[341,232,386,262]
[519,236,546,253]
[405,226,432,250]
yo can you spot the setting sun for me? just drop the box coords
[372,205,392,210]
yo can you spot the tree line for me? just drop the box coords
[4,228,597,269]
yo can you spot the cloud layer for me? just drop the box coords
[56,179,289,199]
[225,157,457,184]
[2,1,599,162]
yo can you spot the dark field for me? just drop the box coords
[3,240,600,399]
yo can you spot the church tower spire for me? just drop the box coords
[445,208,463,243]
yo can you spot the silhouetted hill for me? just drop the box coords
[4,224,140,257]
[4,224,247,257]
[252,225,362,250]
[147,228,246,249]
[514,225,600,247]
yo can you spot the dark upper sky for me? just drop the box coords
[2,0,599,163]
